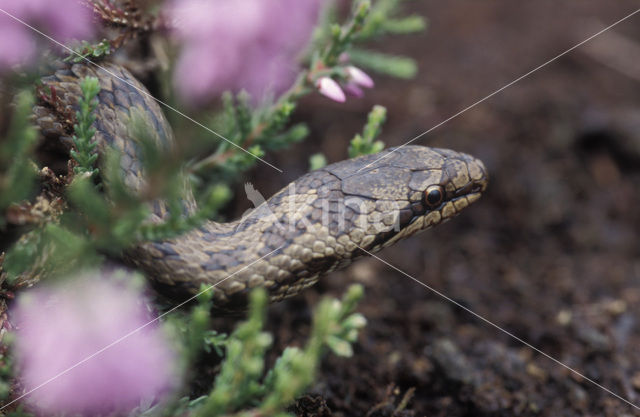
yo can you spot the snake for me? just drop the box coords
[33,62,488,308]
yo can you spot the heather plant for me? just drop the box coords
[0,0,425,415]
[13,271,179,415]
[0,0,93,70]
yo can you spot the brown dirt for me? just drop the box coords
[253,2,640,416]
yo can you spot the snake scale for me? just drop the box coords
[34,63,488,308]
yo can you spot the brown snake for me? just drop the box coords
[34,63,488,308]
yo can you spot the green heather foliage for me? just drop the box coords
[0,1,424,415]
[0,91,38,227]
[349,48,418,79]
[309,153,328,170]
[65,39,112,63]
[190,0,423,184]
[349,105,387,158]
[70,77,101,178]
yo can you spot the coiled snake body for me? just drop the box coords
[35,63,488,308]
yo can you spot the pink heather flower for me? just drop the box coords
[0,0,93,70]
[343,83,364,98]
[346,66,374,88]
[338,52,350,64]
[0,17,35,68]
[166,0,324,104]
[12,272,178,414]
[316,77,346,103]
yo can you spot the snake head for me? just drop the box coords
[321,145,488,252]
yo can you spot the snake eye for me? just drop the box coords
[424,185,444,207]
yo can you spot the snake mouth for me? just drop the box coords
[453,180,487,199]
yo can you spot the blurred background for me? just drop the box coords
[249,1,640,415]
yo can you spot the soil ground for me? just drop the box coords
[248,2,640,416]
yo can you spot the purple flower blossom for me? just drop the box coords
[326,66,374,100]
[12,272,178,414]
[166,0,324,104]
[316,77,346,102]
[0,17,35,69]
[0,0,93,71]
[346,66,374,88]
[343,82,364,98]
